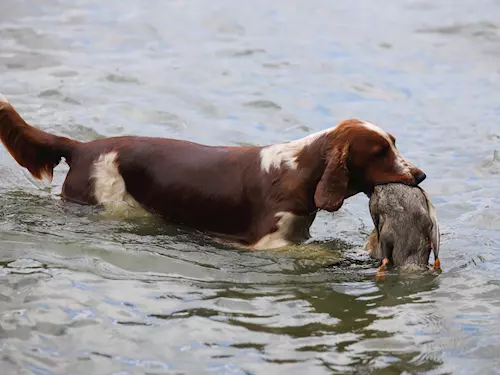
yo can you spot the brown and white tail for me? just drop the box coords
[0,94,79,181]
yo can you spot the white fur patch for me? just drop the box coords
[251,211,313,250]
[260,128,332,172]
[92,152,143,212]
[0,93,8,104]
[361,121,389,139]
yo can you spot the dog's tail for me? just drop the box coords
[0,93,80,182]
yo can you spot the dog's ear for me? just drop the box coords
[314,143,349,212]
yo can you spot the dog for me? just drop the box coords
[365,183,440,274]
[0,94,426,249]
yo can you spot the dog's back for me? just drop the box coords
[366,184,439,267]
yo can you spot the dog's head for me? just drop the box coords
[314,119,426,212]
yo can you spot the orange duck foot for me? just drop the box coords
[376,258,390,281]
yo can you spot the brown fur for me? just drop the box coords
[0,101,78,181]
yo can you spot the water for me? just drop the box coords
[1,0,500,374]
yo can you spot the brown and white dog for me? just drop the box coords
[0,94,426,249]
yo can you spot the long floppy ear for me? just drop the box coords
[314,143,349,211]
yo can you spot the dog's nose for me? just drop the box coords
[414,172,426,184]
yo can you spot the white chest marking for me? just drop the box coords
[92,152,142,209]
[251,211,314,250]
[259,128,334,173]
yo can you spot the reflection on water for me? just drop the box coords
[1,0,500,374]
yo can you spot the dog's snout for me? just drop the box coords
[414,171,426,184]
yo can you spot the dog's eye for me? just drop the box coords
[375,146,389,158]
